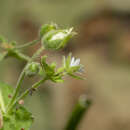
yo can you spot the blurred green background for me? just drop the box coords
[1,0,130,130]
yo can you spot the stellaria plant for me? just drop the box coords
[0,23,89,130]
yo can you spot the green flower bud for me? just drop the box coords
[41,28,76,50]
[39,23,57,37]
[25,62,40,77]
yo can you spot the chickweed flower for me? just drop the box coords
[63,53,84,79]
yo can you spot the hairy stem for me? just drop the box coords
[6,69,25,113]
[14,39,40,49]
[7,78,47,114]
[17,78,46,104]
[7,50,31,62]
[31,46,44,60]
[6,45,44,113]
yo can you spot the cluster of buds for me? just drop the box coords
[25,62,40,77]
[25,23,84,79]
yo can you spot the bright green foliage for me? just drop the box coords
[0,82,33,130]
[1,106,33,130]
[41,56,64,83]
[0,82,13,113]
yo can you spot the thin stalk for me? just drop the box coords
[6,44,44,113]
[6,69,25,113]
[14,39,40,49]
[31,46,44,60]
[7,78,47,114]
[7,51,31,62]
[15,52,31,61]
[15,78,46,106]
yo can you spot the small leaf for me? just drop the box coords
[41,56,55,76]
[0,82,13,113]
[68,73,84,80]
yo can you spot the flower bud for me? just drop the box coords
[41,28,76,50]
[25,62,40,77]
[39,23,57,37]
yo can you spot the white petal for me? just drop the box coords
[51,32,66,40]
[70,57,75,66]
[74,58,80,66]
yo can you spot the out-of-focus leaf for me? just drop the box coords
[0,81,33,130]
[0,52,8,62]
[65,96,91,130]
[1,106,33,130]
[0,81,13,113]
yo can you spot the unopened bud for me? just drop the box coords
[25,62,40,77]
[41,28,76,50]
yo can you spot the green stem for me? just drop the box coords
[7,50,31,62]
[8,78,47,113]
[31,46,44,60]
[17,78,46,102]
[15,52,31,61]
[6,45,44,113]
[6,69,25,113]
[14,39,40,49]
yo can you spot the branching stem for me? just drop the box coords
[6,41,44,114]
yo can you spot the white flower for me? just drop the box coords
[70,56,84,73]
[63,53,84,79]
[70,57,80,67]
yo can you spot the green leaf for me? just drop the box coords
[0,81,33,130]
[41,56,55,76]
[41,56,64,83]
[0,82,13,113]
[0,52,8,62]
[68,73,84,80]
[1,106,33,130]
[0,36,6,44]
